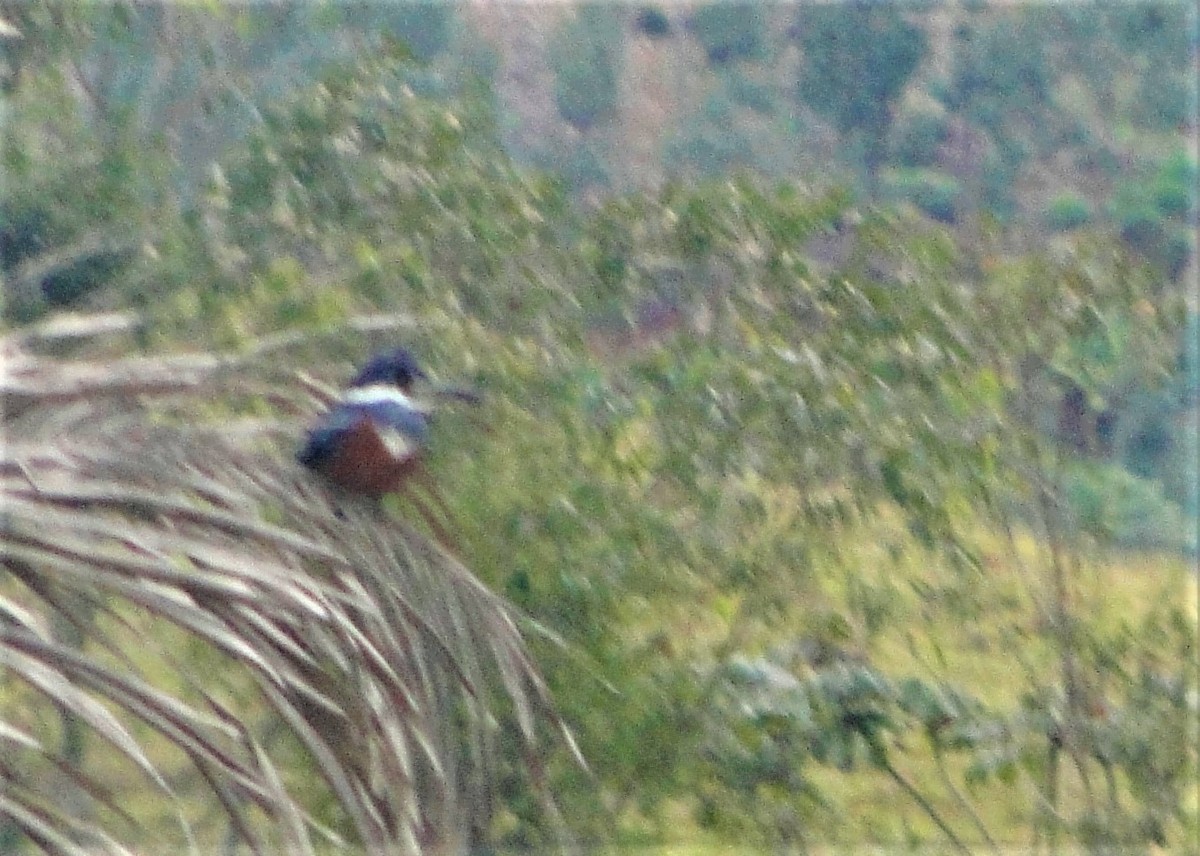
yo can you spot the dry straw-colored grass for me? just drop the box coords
[1,319,579,855]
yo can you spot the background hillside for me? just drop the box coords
[476,2,1196,280]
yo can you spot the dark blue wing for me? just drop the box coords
[297,407,358,467]
[355,399,430,442]
[297,400,429,468]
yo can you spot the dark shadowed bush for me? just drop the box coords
[550,7,622,130]
[1044,194,1092,232]
[689,3,766,64]
[885,169,962,223]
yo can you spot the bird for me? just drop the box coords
[297,348,477,499]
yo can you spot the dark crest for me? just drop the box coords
[350,348,428,389]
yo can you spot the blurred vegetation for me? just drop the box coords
[1044,194,1093,233]
[549,5,622,132]
[883,168,963,225]
[688,3,767,65]
[2,2,1196,854]
[792,3,926,190]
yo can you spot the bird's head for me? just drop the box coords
[349,348,428,392]
[348,348,482,405]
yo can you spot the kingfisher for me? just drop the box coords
[297,348,477,498]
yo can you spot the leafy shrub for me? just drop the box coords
[341,4,455,63]
[980,154,1019,221]
[1109,3,1193,59]
[633,6,671,39]
[793,3,925,184]
[663,126,749,178]
[1073,144,1122,179]
[1158,413,1198,526]
[1110,154,1196,278]
[947,17,1050,110]
[663,95,753,177]
[1159,226,1194,281]
[1113,203,1192,280]
[1151,150,1198,220]
[559,140,612,191]
[1,96,160,321]
[1044,194,1092,232]
[549,7,622,130]
[890,110,950,167]
[689,3,766,64]
[1063,460,1196,553]
[944,12,1067,179]
[884,169,962,224]
[722,68,778,115]
[1130,73,1192,131]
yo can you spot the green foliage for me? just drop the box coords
[946,14,1051,115]
[549,6,622,130]
[0,2,503,326]
[162,45,575,347]
[1044,193,1093,232]
[1150,149,1199,221]
[885,169,962,224]
[1130,72,1192,131]
[1102,312,1199,526]
[974,154,1017,222]
[664,69,820,182]
[721,66,778,115]
[689,3,767,64]
[659,216,1192,849]
[663,92,754,177]
[558,139,613,191]
[794,3,925,179]
[1108,181,1194,281]
[890,110,950,168]
[1102,152,1195,279]
[634,6,671,39]
[940,10,1070,210]
[1108,3,1194,60]
[339,4,455,63]
[0,19,168,321]
[1062,460,1196,553]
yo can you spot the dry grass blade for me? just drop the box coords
[0,794,137,856]
[1,340,579,854]
[0,637,178,798]
[0,720,43,752]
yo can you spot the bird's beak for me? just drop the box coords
[430,384,482,405]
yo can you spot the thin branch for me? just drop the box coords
[879,754,973,856]
[930,741,1001,854]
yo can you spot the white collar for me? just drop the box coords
[342,384,424,410]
